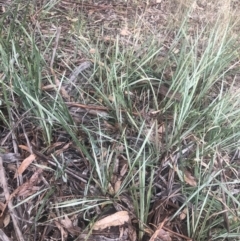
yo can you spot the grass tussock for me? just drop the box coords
[0,0,240,240]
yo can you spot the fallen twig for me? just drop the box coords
[66,102,140,116]
[32,149,88,183]
[50,27,61,69]
[0,229,12,241]
[0,157,24,241]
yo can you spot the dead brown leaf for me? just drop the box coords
[54,142,71,156]
[89,48,96,54]
[114,163,128,193]
[124,90,135,97]
[92,211,130,231]
[18,145,31,152]
[12,169,43,197]
[46,142,65,155]
[17,186,41,197]
[54,220,68,239]
[108,94,115,102]
[0,168,43,217]
[14,154,36,178]
[120,163,128,177]
[29,168,43,183]
[180,207,188,220]
[120,28,131,36]
[41,84,57,90]
[104,120,116,131]
[128,222,137,241]
[158,124,166,134]
[60,215,81,236]
[114,179,122,193]
[184,170,197,187]
[108,182,115,195]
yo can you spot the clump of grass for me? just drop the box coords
[1,1,240,240]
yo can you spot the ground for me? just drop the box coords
[0,0,240,241]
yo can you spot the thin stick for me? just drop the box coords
[50,27,61,69]
[0,109,32,146]
[0,157,24,241]
[0,229,12,241]
[50,27,71,100]
[66,102,140,116]
[163,226,192,240]
[32,149,88,183]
